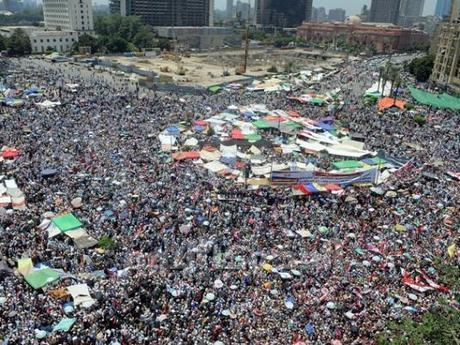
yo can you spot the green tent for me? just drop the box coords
[53,318,76,332]
[252,120,271,129]
[311,98,325,106]
[364,91,381,99]
[52,213,82,232]
[245,134,262,141]
[208,85,222,94]
[284,121,303,128]
[333,160,364,169]
[409,87,460,110]
[25,269,60,289]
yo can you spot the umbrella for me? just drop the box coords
[166,127,180,136]
[41,168,58,178]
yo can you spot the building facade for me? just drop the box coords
[256,0,313,28]
[435,0,452,17]
[400,0,425,17]
[328,8,346,22]
[297,20,429,53]
[226,0,233,19]
[431,0,460,93]
[111,0,211,27]
[42,0,94,32]
[369,0,401,24]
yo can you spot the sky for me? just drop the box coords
[215,0,438,16]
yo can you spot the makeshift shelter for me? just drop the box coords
[409,87,460,110]
[378,97,406,111]
[208,85,222,94]
[333,160,365,170]
[52,213,83,233]
[25,268,60,289]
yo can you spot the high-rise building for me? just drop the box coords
[42,0,94,32]
[226,0,233,19]
[110,0,211,27]
[369,0,401,24]
[256,0,313,27]
[431,0,460,93]
[400,0,425,17]
[235,0,251,21]
[435,0,452,17]
[328,8,346,22]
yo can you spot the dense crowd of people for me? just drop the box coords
[0,55,459,344]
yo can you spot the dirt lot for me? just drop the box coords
[100,48,345,87]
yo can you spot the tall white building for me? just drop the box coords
[42,0,94,33]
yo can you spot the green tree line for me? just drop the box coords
[73,15,169,54]
[0,29,31,55]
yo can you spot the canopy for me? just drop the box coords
[409,87,460,110]
[41,168,58,178]
[208,85,222,93]
[333,160,364,169]
[52,213,82,232]
[25,268,60,289]
[378,97,406,111]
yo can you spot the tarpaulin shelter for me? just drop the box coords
[208,85,222,93]
[25,268,60,289]
[378,97,406,111]
[41,168,58,178]
[172,151,200,161]
[333,160,364,169]
[2,148,20,159]
[166,127,180,136]
[52,213,83,233]
[409,87,460,110]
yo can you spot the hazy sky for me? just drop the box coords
[215,0,438,16]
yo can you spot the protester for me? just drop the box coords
[0,55,458,344]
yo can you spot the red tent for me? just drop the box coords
[172,151,200,161]
[2,148,20,159]
[231,129,244,140]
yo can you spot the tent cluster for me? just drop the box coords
[39,213,98,249]
[0,81,58,108]
[0,177,26,210]
[159,103,400,194]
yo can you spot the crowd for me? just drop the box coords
[0,55,459,344]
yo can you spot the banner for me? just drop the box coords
[272,168,378,186]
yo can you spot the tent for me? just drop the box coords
[52,213,83,233]
[25,268,60,289]
[41,168,58,178]
[409,87,460,110]
[333,160,364,170]
[172,151,200,161]
[2,148,20,159]
[378,97,406,111]
[208,85,222,94]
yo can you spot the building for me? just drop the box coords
[256,0,313,28]
[312,7,327,22]
[30,30,79,53]
[435,0,452,17]
[431,0,460,93]
[297,17,429,53]
[226,0,233,19]
[328,8,346,22]
[369,0,401,24]
[154,26,239,50]
[235,0,250,21]
[2,0,23,12]
[0,26,78,53]
[42,0,94,32]
[400,0,425,17]
[111,0,212,27]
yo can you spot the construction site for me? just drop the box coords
[99,48,345,88]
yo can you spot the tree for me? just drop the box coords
[133,26,156,49]
[6,29,31,56]
[107,36,129,53]
[0,35,6,51]
[408,55,435,82]
[72,33,100,54]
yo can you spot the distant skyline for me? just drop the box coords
[215,0,437,16]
